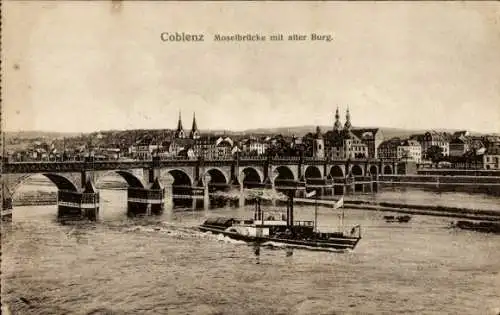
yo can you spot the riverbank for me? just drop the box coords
[417,168,500,177]
[378,174,500,196]
[294,198,500,222]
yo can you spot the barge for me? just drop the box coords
[383,215,412,223]
[453,220,500,234]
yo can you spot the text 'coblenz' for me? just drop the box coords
[160,32,205,42]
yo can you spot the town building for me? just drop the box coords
[312,126,325,159]
[170,112,198,157]
[397,139,422,163]
[351,128,384,159]
[169,112,236,160]
[449,137,469,157]
[482,136,500,169]
[240,137,269,156]
[129,136,161,160]
[378,138,422,162]
[377,139,399,160]
[324,107,368,159]
[412,131,450,159]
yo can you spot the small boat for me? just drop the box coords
[199,188,362,251]
[453,220,500,234]
[383,215,412,223]
[1,208,13,222]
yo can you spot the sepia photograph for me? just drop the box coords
[1,1,500,314]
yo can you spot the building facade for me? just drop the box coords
[482,136,500,169]
[414,131,450,159]
[351,128,384,159]
[378,138,422,162]
[324,107,368,159]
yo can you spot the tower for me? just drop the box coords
[174,111,185,139]
[343,107,353,158]
[344,107,352,131]
[190,113,200,140]
[333,107,342,132]
[313,126,325,159]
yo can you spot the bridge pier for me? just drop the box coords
[57,180,99,221]
[191,197,197,211]
[164,178,173,209]
[190,186,204,209]
[238,174,245,208]
[127,180,165,217]
[271,178,277,207]
[127,162,174,217]
[345,179,355,195]
[203,174,211,211]
[373,173,379,193]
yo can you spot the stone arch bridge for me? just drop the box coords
[2,157,399,220]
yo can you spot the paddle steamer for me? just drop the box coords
[199,186,362,251]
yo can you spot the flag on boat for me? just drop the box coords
[305,190,317,198]
[334,196,344,209]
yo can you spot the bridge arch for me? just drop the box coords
[351,165,364,176]
[204,168,228,189]
[383,165,393,175]
[329,165,344,178]
[304,166,322,179]
[204,167,229,185]
[9,173,79,197]
[167,169,193,205]
[95,170,146,188]
[167,169,193,188]
[274,166,296,181]
[369,165,378,176]
[239,167,263,187]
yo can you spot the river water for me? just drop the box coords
[2,188,500,315]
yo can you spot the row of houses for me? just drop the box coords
[124,109,385,161]
[7,112,499,170]
[377,131,500,169]
[127,111,500,170]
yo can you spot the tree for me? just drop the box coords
[426,145,444,164]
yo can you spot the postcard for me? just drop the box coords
[2,1,499,314]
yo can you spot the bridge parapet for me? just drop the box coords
[4,157,388,174]
[239,157,267,161]
[4,161,85,173]
[272,157,301,162]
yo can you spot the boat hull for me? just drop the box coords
[384,215,412,223]
[453,220,500,234]
[199,225,361,251]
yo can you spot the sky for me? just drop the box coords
[2,1,500,134]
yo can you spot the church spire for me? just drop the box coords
[344,107,352,131]
[177,111,183,130]
[175,111,185,139]
[333,106,342,132]
[315,126,323,139]
[190,112,200,139]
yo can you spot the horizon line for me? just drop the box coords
[3,124,498,136]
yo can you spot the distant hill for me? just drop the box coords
[3,127,497,142]
[4,131,82,140]
[240,126,471,139]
